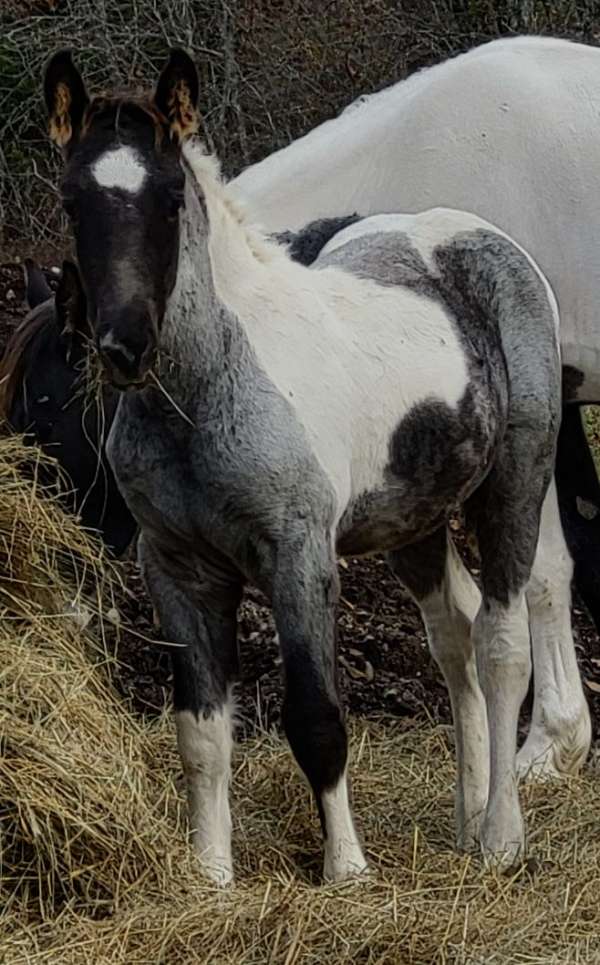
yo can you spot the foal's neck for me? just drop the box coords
[159,177,242,399]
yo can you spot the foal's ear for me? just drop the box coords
[56,260,88,337]
[44,50,89,151]
[153,48,199,142]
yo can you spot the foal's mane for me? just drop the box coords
[0,305,53,421]
[181,139,293,269]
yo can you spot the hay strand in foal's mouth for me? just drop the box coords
[147,369,195,428]
[0,436,598,964]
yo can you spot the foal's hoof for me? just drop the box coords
[457,827,481,855]
[456,807,486,854]
[481,845,524,873]
[480,829,524,873]
[323,850,369,884]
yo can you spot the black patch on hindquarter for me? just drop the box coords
[337,384,500,558]
[274,214,361,266]
[389,387,494,505]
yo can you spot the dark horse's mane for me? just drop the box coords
[0,304,54,423]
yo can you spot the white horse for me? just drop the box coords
[232,35,598,778]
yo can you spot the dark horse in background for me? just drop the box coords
[2,249,600,637]
[0,259,136,556]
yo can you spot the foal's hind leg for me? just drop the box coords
[389,529,488,851]
[516,478,591,779]
[139,534,242,885]
[270,529,367,882]
[469,443,556,867]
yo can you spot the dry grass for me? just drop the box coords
[1,435,599,965]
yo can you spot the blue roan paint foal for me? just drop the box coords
[46,50,562,884]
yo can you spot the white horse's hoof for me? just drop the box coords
[516,707,591,781]
[515,743,562,781]
[194,844,234,886]
[199,858,234,886]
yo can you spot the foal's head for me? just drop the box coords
[44,49,200,388]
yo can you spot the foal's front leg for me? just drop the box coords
[270,530,367,882]
[139,534,242,885]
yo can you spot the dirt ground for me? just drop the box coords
[2,258,599,741]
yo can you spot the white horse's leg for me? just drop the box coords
[389,530,489,851]
[517,478,591,778]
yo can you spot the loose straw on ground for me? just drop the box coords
[0,436,599,965]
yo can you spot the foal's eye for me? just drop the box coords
[36,395,50,405]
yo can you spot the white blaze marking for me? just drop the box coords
[92,145,147,193]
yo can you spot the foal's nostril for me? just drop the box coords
[100,338,135,371]
[99,334,135,364]
[99,332,146,380]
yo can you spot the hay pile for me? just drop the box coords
[1,437,599,965]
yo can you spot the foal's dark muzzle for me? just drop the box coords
[97,310,158,388]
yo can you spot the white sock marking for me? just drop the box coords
[321,773,367,881]
[475,594,530,867]
[176,697,235,885]
[92,145,147,193]
[418,537,488,851]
